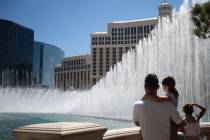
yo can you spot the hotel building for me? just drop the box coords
[33,41,64,88]
[90,2,172,85]
[54,54,92,90]
[0,19,34,87]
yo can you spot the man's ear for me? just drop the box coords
[144,85,148,92]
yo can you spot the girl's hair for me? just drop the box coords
[183,104,194,115]
[162,76,179,99]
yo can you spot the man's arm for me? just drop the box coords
[169,103,183,126]
[176,120,185,132]
[133,104,140,126]
[134,121,140,126]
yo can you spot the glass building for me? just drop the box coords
[33,41,64,88]
[0,19,34,87]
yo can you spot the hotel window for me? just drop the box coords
[131,27,134,35]
[126,47,129,52]
[99,62,103,65]
[144,26,147,34]
[99,70,103,75]
[93,48,96,54]
[101,37,104,45]
[134,27,136,35]
[93,57,96,61]
[99,57,103,61]
[125,28,128,35]
[147,25,150,33]
[151,25,154,30]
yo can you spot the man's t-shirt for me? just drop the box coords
[133,100,183,140]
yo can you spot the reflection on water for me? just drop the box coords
[0,113,134,140]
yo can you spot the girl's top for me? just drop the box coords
[166,93,178,108]
[184,119,200,137]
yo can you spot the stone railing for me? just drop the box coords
[13,122,210,140]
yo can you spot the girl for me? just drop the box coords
[142,76,179,107]
[142,76,179,140]
[182,103,206,140]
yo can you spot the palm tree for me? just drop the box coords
[191,1,210,39]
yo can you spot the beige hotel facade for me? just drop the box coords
[55,2,172,89]
[91,2,172,85]
[54,54,92,90]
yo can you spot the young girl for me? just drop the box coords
[182,103,206,140]
[142,76,179,140]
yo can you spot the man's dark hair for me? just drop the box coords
[144,74,159,89]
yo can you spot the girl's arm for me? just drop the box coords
[192,103,206,122]
[142,95,168,102]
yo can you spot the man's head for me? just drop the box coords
[144,74,159,95]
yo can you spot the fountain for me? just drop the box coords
[0,0,209,122]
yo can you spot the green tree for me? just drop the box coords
[191,1,210,39]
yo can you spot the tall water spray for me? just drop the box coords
[0,0,209,121]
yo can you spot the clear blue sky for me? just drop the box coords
[0,0,182,57]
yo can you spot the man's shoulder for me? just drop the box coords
[134,100,144,105]
[133,100,144,108]
[134,100,174,106]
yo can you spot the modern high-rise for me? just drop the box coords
[54,54,92,90]
[33,41,64,88]
[90,2,172,85]
[0,19,34,87]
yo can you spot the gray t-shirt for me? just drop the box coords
[133,100,183,140]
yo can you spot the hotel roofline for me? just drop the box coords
[110,17,157,24]
[0,19,34,32]
[62,54,91,61]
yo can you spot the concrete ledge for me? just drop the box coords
[13,122,210,140]
[103,127,142,140]
[13,122,107,140]
[200,122,210,140]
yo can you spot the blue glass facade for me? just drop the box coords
[0,19,34,87]
[33,41,64,88]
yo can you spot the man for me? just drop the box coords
[133,74,184,140]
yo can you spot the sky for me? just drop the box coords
[0,0,183,57]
